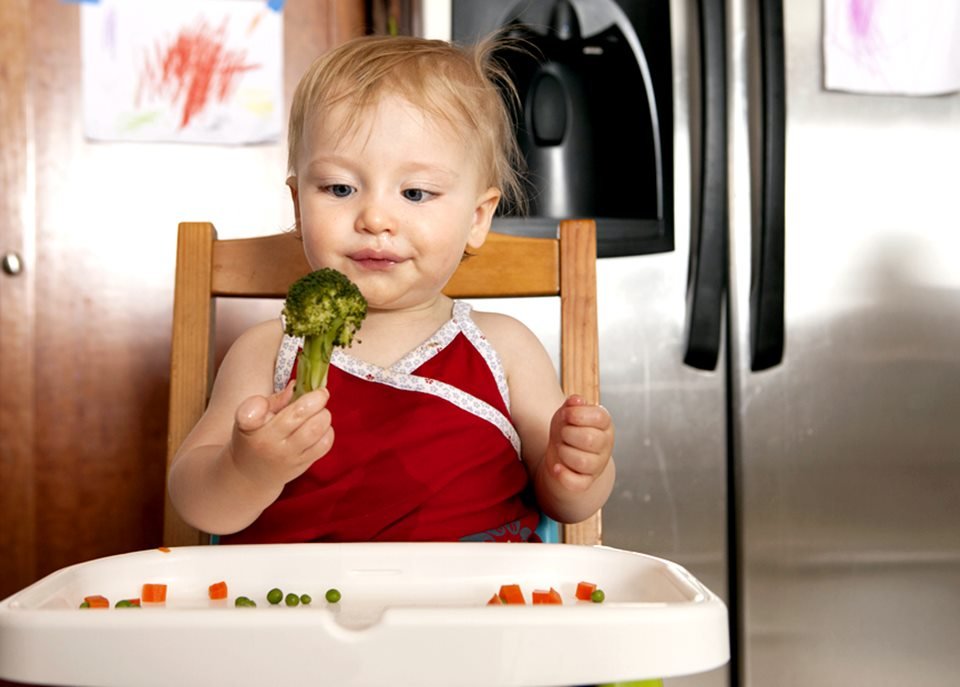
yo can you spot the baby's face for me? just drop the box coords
[289,94,500,313]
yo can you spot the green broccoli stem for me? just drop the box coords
[293,319,344,399]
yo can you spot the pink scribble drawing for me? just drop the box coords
[137,17,261,129]
[842,0,887,78]
[849,0,877,37]
[827,0,960,94]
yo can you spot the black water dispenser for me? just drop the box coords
[453,0,672,258]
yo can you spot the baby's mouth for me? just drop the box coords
[349,249,404,270]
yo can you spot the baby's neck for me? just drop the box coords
[343,297,454,368]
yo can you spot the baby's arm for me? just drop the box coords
[167,319,335,535]
[473,312,615,524]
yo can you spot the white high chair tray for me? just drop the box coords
[0,543,728,687]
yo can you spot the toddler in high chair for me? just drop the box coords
[167,34,615,543]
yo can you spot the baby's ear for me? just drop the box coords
[286,176,301,235]
[468,187,501,249]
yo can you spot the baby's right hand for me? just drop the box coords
[229,382,334,490]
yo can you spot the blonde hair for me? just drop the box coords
[287,34,526,215]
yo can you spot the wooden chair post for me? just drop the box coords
[163,222,217,546]
[558,220,601,546]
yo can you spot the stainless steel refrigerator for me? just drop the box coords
[446,0,960,685]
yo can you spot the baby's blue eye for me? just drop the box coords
[402,188,426,202]
[328,184,353,198]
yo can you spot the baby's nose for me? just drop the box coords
[356,201,394,234]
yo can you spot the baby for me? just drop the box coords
[167,35,615,543]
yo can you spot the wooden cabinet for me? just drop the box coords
[0,0,365,601]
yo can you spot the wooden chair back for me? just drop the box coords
[164,220,600,547]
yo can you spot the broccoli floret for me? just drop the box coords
[282,268,367,398]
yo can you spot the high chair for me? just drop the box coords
[163,219,602,548]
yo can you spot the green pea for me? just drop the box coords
[325,588,341,604]
[79,601,90,608]
[591,589,605,603]
[285,593,300,607]
[299,594,312,605]
[115,599,136,608]
[266,588,283,605]
[234,596,256,607]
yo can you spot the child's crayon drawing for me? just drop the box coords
[823,0,960,96]
[81,0,282,144]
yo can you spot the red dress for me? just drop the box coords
[220,301,541,544]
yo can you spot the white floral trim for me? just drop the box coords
[388,316,461,375]
[452,301,511,412]
[275,324,301,393]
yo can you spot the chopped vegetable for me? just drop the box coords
[208,581,228,600]
[487,593,504,605]
[285,593,300,607]
[532,588,563,605]
[300,594,312,605]
[157,547,171,553]
[498,584,526,605]
[591,589,606,603]
[81,595,109,609]
[575,581,597,601]
[235,596,256,607]
[115,599,141,608]
[325,588,341,604]
[141,583,167,604]
[283,268,367,398]
[267,588,283,605]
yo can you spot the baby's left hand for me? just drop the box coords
[545,395,615,492]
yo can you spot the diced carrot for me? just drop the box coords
[575,581,597,601]
[498,584,525,605]
[129,598,141,606]
[157,546,171,553]
[141,583,167,604]
[486,593,503,605]
[208,581,228,600]
[83,595,109,608]
[532,588,564,605]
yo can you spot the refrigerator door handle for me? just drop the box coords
[684,0,728,371]
[751,0,786,371]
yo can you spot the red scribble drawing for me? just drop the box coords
[137,18,261,129]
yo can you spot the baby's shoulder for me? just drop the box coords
[211,318,285,396]
[468,308,527,336]
[224,318,285,361]
[467,308,545,360]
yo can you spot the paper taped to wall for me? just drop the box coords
[824,0,960,96]
[81,0,283,144]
